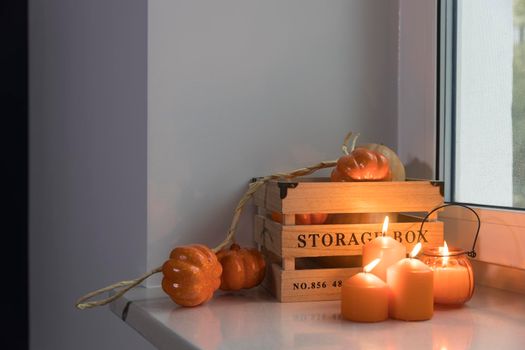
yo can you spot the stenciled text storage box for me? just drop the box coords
[253,178,444,302]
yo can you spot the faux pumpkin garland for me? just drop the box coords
[216,244,266,291]
[162,245,222,306]
[75,131,404,309]
[75,160,336,309]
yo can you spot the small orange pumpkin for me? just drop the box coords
[361,143,406,181]
[271,212,328,225]
[330,147,392,182]
[295,213,328,225]
[162,244,222,307]
[216,244,266,291]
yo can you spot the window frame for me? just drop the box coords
[434,0,525,278]
[440,0,525,212]
[437,0,455,202]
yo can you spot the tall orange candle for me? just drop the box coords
[387,243,434,321]
[341,259,388,322]
[362,216,406,281]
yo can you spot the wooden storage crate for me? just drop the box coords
[253,178,444,302]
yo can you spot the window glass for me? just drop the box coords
[454,0,525,209]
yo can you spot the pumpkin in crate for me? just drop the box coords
[329,143,404,225]
[330,148,392,182]
[271,212,328,225]
[361,143,406,181]
[162,244,222,307]
[216,244,266,291]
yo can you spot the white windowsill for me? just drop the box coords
[110,285,525,350]
[440,206,525,273]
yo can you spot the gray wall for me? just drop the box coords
[146,0,400,281]
[30,0,399,349]
[397,0,438,179]
[29,0,153,349]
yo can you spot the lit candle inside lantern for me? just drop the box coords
[421,241,475,305]
[440,241,449,265]
[387,243,434,321]
[341,258,389,322]
[362,216,406,281]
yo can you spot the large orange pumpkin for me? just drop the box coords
[271,212,328,225]
[330,147,392,182]
[216,244,266,291]
[162,244,222,307]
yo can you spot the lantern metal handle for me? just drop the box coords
[419,203,481,258]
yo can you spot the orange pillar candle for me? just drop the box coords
[341,259,389,322]
[387,243,434,321]
[362,216,406,281]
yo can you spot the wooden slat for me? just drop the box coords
[283,214,295,225]
[256,215,444,258]
[280,221,443,258]
[261,261,281,300]
[253,182,267,208]
[278,265,361,302]
[428,211,439,220]
[254,215,282,257]
[257,206,266,216]
[282,257,295,270]
[266,184,282,213]
[262,180,443,214]
[398,213,442,222]
[253,215,265,245]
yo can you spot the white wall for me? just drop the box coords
[30,0,401,348]
[397,0,438,179]
[29,0,154,349]
[146,0,401,283]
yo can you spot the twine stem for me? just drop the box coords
[212,159,337,252]
[341,131,360,155]
[75,266,162,310]
[76,159,339,309]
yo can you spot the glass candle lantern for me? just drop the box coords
[418,203,480,306]
[421,246,474,306]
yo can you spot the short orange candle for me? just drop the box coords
[341,259,388,322]
[362,216,406,281]
[387,243,434,321]
[421,242,474,305]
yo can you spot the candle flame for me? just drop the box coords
[364,258,381,273]
[381,216,389,236]
[442,241,449,255]
[410,242,422,258]
[441,241,449,266]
